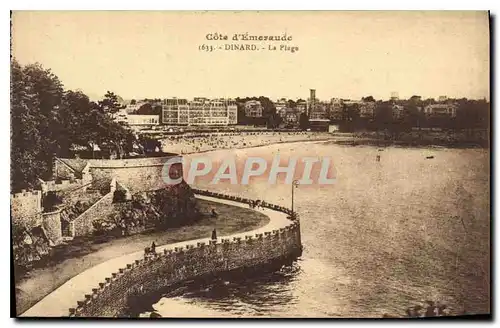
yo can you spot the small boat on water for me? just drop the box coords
[426,156,434,159]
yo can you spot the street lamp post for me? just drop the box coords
[292,180,299,217]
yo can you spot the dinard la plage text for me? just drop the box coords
[198,32,299,53]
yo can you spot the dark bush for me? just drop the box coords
[113,189,127,203]
[42,191,63,212]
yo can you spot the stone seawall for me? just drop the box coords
[68,191,302,318]
[86,156,182,193]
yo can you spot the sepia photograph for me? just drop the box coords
[9,10,490,319]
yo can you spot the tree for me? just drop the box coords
[56,90,94,157]
[374,102,394,127]
[362,96,375,102]
[130,99,137,105]
[59,91,134,159]
[11,60,64,191]
[138,135,162,154]
[153,105,162,115]
[400,104,420,131]
[267,112,282,129]
[423,98,436,106]
[299,113,310,130]
[287,99,297,108]
[409,95,422,103]
[136,103,153,115]
[258,96,276,118]
[97,119,136,159]
[456,99,490,132]
[235,96,275,125]
[11,59,139,191]
[98,91,123,115]
[343,103,360,122]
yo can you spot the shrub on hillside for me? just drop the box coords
[12,223,51,272]
[113,189,127,203]
[100,181,201,236]
[42,191,63,212]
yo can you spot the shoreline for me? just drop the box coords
[160,132,333,155]
[160,131,487,156]
[328,138,488,149]
[181,137,337,155]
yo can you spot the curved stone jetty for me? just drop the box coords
[21,192,302,317]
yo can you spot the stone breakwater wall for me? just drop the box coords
[69,190,302,317]
[57,156,182,194]
[86,156,181,193]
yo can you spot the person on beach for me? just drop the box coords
[211,228,217,240]
[424,301,437,317]
[151,241,156,254]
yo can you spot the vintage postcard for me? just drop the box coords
[10,11,490,319]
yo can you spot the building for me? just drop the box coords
[125,103,141,113]
[392,104,405,119]
[307,89,329,120]
[296,100,307,113]
[310,89,316,100]
[244,100,263,118]
[329,98,344,121]
[274,98,287,113]
[309,119,330,131]
[424,104,457,117]
[337,99,375,119]
[359,101,376,119]
[190,98,227,126]
[162,98,238,126]
[162,98,189,125]
[227,99,238,125]
[438,95,448,103]
[328,124,340,133]
[114,109,129,124]
[308,89,316,115]
[309,103,329,120]
[127,114,160,126]
[277,107,288,119]
[187,97,209,125]
[113,110,159,130]
[284,108,300,126]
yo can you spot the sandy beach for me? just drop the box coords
[160,131,336,154]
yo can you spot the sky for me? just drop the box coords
[12,11,490,101]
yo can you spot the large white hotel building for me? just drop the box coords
[162,98,238,126]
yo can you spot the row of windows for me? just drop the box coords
[165,100,236,106]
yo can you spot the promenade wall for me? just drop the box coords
[84,156,182,193]
[69,190,302,317]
